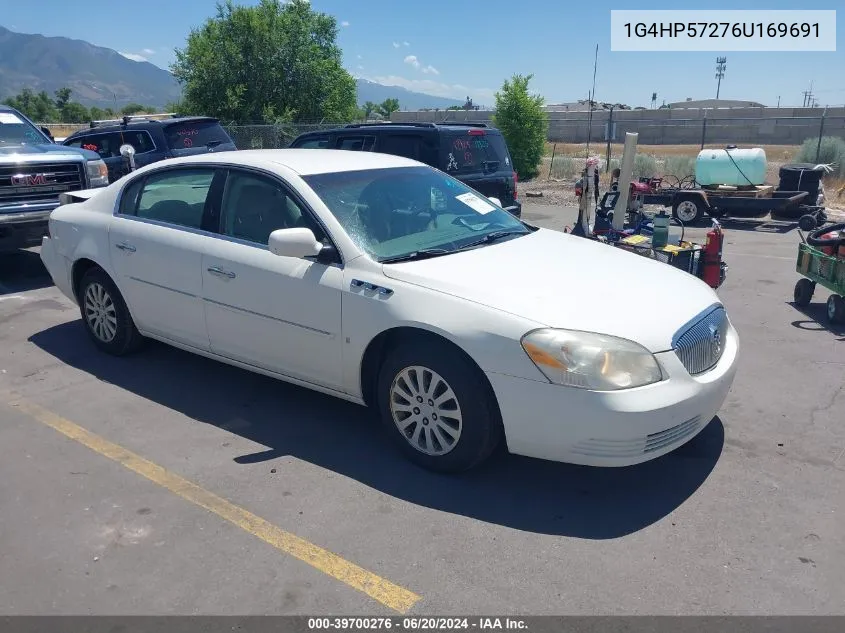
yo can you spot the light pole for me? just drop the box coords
[715,57,727,99]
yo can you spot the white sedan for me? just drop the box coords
[40,149,739,472]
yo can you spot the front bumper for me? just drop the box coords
[487,320,739,467]
[0,207,54,253]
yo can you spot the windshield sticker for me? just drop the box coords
[446,153,458,171]
[456,192,495,215]
[0,112,24,124]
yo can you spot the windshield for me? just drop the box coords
[441,131,511,175]
[302,166,529,262]
[0,110,51,145]
[163,119,232,151]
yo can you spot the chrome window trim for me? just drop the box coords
[111,162,345,269]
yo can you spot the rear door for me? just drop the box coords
[372,133,437,166]
[440,130,516,206]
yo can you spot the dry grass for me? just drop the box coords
[544,142,799,160]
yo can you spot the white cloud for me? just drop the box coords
[119,52,148,62]
[364,74,495,104]
[422,65,439,75]
[404,55,420,69]
[141,48,156,55]
[341,20,350,27]
[357,65,364,70]
[392,41,401,48]
[403,41,410,46]
[404,55,439,76]
[357,54,363,59]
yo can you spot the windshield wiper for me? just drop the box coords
[454,229,527,251]
[380,248,452,264]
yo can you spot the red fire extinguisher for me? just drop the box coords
[700,220,724,289]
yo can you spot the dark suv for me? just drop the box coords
[289,122,521,217]
[62,115,237,183]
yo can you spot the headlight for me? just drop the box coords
[86,160,109,187]
[521,328,663,391]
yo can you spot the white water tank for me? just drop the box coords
[695,147,767,187]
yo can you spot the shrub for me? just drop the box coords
[610,154,658,179]
[549,155,576,180]
[663,155,696,179]
[794,136,845,179]
[492,74,548,180]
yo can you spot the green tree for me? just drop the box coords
[376,98,400,119]
[60,102,90,123]
[121,103,150,115]
[362,101,377,119]
[3,88,59,122]
[54,87,73,110]
[491,74,548,179]
[171,0,357,123]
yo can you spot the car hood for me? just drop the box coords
[0,143,99,161]
[381,228,721,352]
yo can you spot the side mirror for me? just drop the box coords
[488,196,502,208]
[120,144,137,171]
[268,227,323,259]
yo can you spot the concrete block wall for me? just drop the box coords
[391,107,845,146]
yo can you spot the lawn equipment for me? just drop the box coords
[794,222,845,325]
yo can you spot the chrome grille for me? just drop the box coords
[0,162,85,204]
[672,305,728,376]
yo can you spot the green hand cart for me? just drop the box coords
[794,238,845,325]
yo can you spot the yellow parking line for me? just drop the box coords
[10,398,421,614]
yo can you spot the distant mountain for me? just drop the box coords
[0,25,465,114]
[355,79,464,111]
[0,26,182,108]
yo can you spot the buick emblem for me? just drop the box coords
[709,324,722,356]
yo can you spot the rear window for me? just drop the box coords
[441,131,511,175]
[163,120,231,150]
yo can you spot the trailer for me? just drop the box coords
[600,178,827,231]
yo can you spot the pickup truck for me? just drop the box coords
[1,105,109,253]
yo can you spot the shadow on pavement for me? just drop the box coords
[0,249,53,295]
[29,320,725,539]
[789,302,845,340]
[719,217,797,234]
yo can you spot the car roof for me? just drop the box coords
[66,116,218,137]
[131,148,422,176]
[296,122,496,137]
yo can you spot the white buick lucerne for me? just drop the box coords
[40,149,739,472]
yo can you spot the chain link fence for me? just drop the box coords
[222,123,352,149]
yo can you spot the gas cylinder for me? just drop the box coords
[701,220,725,288]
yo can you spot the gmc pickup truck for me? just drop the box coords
[1,105,109,253]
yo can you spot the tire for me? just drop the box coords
[672,196,704,224]
[376,339,502,473]
[827,294,845,325]
[798,214,818,231]
[78,267,144,355]
[794,278,815,307]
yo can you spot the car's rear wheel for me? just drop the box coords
[78,267,143,355]
[376,340,502,472]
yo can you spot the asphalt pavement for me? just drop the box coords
[0,203,843,615]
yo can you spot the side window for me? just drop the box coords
[294,136,331,149]
[76,133,122,159]
[121,130,156,154]
[221,171,312,245]
[336,135,376,151]
[63,138,83,148]
[377,135,423,161]
[118,177,145,216]
[135,169,215,229]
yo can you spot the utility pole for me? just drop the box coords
[777,95,781,108]
[715,57,727,99]
[651,92,657,109]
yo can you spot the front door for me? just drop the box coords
[201,168,344,390]
[108,166,222,350]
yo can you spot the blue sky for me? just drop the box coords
[2,0,843,108]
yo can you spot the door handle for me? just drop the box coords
[115,241,136,253]
[207,266,236,279]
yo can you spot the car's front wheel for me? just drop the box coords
[78,267,143,355]
[376,340,502,473]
